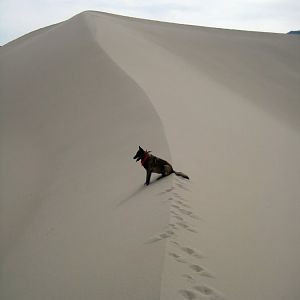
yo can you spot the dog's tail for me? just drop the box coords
[173,171,190,180]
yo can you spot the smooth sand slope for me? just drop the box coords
[1,11,300,300]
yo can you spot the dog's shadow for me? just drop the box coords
[117,175,168,207]
[117,185,145,207]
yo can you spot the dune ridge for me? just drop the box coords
[1,11,300,300]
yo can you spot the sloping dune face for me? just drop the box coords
[0,13,171,300]
[1,11,300,300]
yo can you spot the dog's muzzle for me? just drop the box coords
[133,155,141,162]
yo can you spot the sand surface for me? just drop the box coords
[1,11,300,300]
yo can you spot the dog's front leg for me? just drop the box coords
[145,170,152,185]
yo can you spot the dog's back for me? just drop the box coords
[148,154,173,174]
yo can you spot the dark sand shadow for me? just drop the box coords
[117,175,170,207]
[117,184,145,207]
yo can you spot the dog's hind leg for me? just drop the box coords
[163,165,173,176]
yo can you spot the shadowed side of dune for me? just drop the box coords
[0,13,171,300]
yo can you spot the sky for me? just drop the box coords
[0,0,300,45]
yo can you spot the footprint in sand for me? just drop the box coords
[170,211,181,220]
[169,252,180,259]
[168,223,177,230]
[170,209,178,215]
[171,204,181,209]
[175,200,191,208]
[171,213,198,233]
[179,289,198,300]
[146,230,175,243]
[193,285,214,296]
[187,227,198,233]
[199,271,215,279]
[176,221,189,229]
[176,207,200,220]
[173,214,184,221]
[189,264,215,278]
[171,241,202,258]
[176,223,198,234]
[168,252,187,264]
[181,208,193,216]
[170,240,180,247]
[164,230,175,237]
[174,206,200,220]
[172,192,186,200]
[190,264,204,272]
[171,211,199,226]
[157,187,175,196]
[182,274,195,283]
[194,286,226,300]
[180,287,225,300]
[180,247,203,259]
[176,257,187,264]
[176,221,198,233]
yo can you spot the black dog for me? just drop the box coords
[133,146,189,185]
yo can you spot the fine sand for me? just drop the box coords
[1,11,300,300]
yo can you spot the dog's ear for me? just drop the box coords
[139,146,143,151]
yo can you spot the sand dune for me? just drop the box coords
[1,11,300,300]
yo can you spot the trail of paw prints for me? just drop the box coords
[155,181,201,238]
[158,180,227,300]
[168,240,220,297]
[152,179,221,298]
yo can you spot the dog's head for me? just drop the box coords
[133,146,145,162]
